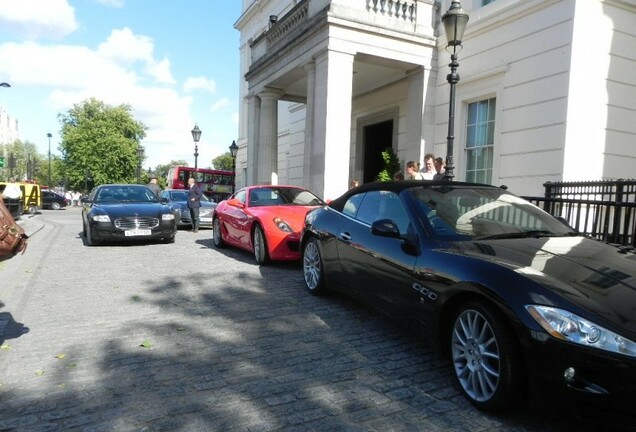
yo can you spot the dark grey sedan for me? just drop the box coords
[160,189,216,229]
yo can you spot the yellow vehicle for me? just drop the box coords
[0,182,42,214]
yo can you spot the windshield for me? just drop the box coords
[168,191,211,202]
[408,186,576,239]
[95,186,159,204]
[249,187,324,207]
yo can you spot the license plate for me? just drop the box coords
[124,229,151,236]
[200,217,212,222]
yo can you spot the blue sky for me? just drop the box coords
[0,0,242,169]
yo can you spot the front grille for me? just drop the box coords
[114,217,159,229]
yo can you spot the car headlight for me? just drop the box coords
[162,213,175,221]
[92,215,111,223]
[526,305,636,357]
[273,217,293,233]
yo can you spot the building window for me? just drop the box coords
[465,97,495,184]
[479,0,496,6]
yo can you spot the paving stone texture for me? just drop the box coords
[0,208,599,431]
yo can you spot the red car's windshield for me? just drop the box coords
[249,188,323,207]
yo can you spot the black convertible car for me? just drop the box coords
[82,184,177,245]
[301,180,635,427]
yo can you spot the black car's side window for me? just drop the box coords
[355,191,410,234]
[343,193,365,218]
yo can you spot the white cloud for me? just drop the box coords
[183,76,216,94]
[146,58,175,84]
[0,0,78,40]
[211,98,230,111]
[98,28,154,64]
[94,0,125,7]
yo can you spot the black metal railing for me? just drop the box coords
[522,179,636,247]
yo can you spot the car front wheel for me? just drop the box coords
[253,225,269,265]
[52,202,61,210]
[212,217,225,248]
[302,237,326,295]
[450,301,524,412]
[85,226,100,246]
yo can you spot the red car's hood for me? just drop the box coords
[251,205,319,231]
[453,236,636,336]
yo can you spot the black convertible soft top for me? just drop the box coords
[328,180,498,212]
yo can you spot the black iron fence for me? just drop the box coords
[522,179,636,247]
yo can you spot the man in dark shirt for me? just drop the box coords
[147,176,162,197]
[187,177,203,232]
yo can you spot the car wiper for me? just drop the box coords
[476,230,564,240]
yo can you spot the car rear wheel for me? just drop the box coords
[253,225,269,265]
[450,301,523,412]
[52,202,61,210]
[212,217,225,248]
[302,237,326,295]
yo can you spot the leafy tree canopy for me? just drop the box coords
[212,152,235,171]
[58,98,147,191]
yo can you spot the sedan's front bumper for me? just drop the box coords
[90,222,176,242]
[176,208,213,228]
[523,329,636,429]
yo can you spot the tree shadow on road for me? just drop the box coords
[0,269,625,432]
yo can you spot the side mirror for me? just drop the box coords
[371,218,401,238]
[227,198,244,208]
[81,196,92,204]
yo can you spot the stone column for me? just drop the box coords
[256,89,283,185]
[246,94,260,186]
[303,62,316,190]
[312,49,354,200]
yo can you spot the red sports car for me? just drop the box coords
[212,185,324,264]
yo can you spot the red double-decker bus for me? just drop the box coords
[166,166,234,202]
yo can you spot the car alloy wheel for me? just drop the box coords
[253,225,269,265]
[302,238,326,295]
[212,217,225,248]
[450,301,523,412]
[52,202,61,210]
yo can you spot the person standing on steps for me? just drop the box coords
[187,177,203,232]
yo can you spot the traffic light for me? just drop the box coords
[0,156,4,168]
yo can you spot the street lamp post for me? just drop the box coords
[136,145,145,183]
[441,0,469,182]
[8,152,15,180]
[191,124,202,172]
[229,140,238,194]
[27,154,32,181]
[47,132,52,188]
[84,169,92,194]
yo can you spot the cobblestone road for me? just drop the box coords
[0,207,596,431]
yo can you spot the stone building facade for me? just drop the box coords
[234,0,636,199]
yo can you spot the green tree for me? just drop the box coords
[58,98,147,191]
[151,160,188,188]
[212,152,234,171]
[375,147,401,182]
[0,140,45,183]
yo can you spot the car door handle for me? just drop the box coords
[339,232,352,241]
